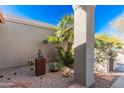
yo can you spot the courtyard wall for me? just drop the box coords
[0,14,56,68]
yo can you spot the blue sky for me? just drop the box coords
[0,5,73,25]
[95,5,124,33]
[1,5,124,34]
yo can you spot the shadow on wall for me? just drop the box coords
[74,42,94,87]
[74,43,86,85]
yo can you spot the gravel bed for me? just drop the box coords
[90,72,121,88]
[0,65,121,88]
[0,65,76,88]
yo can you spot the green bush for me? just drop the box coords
[95,34,123,63]
[49,62,61,72]
[43,15,74,67]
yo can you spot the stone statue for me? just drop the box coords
[37,49,43,59]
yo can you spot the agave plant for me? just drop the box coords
[49,62,61,72]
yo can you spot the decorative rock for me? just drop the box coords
[14,73,17,75]
[7,77,11,80]
[30,68,34,71]
[61,67,72,77]
[39,76,43,79]
[70,70,74,74]
[0,75,3,78]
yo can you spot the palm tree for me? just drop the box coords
[44,15,74,67]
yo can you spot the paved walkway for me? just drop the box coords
[111,75,124,88]
[111,53,124,88]
[115,53,124,72]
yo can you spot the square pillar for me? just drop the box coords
[73,5,94,87]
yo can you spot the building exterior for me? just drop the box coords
[0,5,95,88]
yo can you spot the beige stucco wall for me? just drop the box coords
[0,15,56,68]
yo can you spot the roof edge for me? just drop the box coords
[4,14,56,30]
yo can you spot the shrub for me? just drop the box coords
[95,34,123,63]
[95,34,123,49]
[43,15,74,67]
[49,62,61,72]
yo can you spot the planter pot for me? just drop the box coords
[35,58,46,76]
[109,59,115,71]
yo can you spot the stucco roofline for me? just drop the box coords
[4,14,56,30]
[72,5,95,11]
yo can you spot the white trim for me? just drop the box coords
[72,5,82,11]
[4,14,56,30]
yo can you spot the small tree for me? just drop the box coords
[95,34,123,64]
[44,15,74,67]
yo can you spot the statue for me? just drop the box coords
[37,49,44,59]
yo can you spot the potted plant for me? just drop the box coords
[108,47,118,71]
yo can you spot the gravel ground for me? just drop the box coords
[0,65,121,88]
[90,72,121,88]
[90,52,124,88]
[0,65,76,88]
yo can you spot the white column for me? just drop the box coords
[73,5,94,87]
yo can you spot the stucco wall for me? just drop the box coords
[0,16,56,68]
[73,5,94,87]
